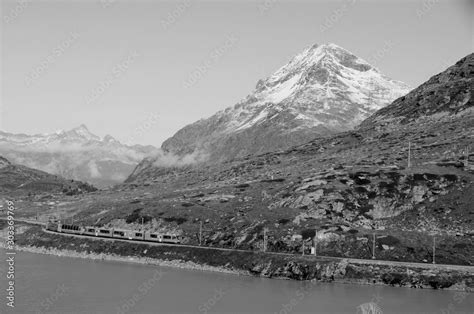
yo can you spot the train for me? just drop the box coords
[46,222,181,244]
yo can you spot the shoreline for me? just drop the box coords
[4,243,473,292]
[4,224,474,292]
[3,243,246,277]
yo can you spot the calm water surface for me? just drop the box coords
[0,249,472,314]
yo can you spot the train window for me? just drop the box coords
[100,230,109,234]
[163,235,171,239]
[150,234,157,238]
[135,233,143,237]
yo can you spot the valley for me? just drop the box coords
[1,50,472,291]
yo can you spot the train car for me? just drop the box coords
[50,223,183,245]
[46,222,59,232]
[59,224,83,235]
[161,234,180,244]
[112,229,130,240]
[145,232,162,242]
[96,228,114,238]
[83,226,97,236]
[130,231,145,241]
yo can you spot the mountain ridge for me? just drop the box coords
[0,125,159,187]
[361,53,473,129]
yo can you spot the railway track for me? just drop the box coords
[3,217,474,273]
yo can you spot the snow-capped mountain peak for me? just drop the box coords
[62,124,101,141]
[160,43,411,162]
[251,43,408,112]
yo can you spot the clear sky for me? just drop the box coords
[1,0,472,147]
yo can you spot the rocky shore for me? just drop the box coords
[8,244,243,275]
[6,224,474,292]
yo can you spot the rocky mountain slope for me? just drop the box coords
[0,125,158,187]
[159,43,410,163]
[90,53,472,266]
[0,155,97,196]
[362,53,473,128]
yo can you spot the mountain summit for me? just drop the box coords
[161,43,410,161]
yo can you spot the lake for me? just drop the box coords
[0,249,472,313]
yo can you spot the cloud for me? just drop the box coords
[0,142,153,162]
[88,161,101,178]
[110,173,127,181]
[152,149,209,167]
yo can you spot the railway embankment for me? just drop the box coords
[5,224,474,291]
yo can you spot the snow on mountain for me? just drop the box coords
[159,43,410,162]
[213,43,409,133]
[0,125,158,187]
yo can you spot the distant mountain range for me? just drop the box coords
[0,125,158,187]
[0,155,97,195]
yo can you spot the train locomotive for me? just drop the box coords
[46,222,181,244]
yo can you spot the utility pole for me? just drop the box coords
[141,217,144,231]
[199,220,202,246]
[465,146,470,168]
[372,233,376,260]
[263,228,266,252]
[408,141,412,169]
[263,228,267,252]
[302,240,305,256]
[313,229,317,256]
[432,236,436,264]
